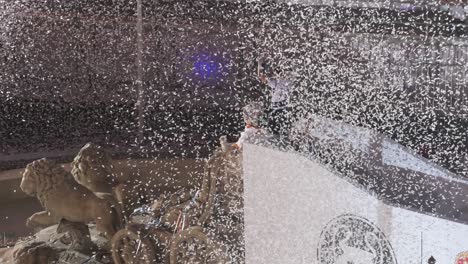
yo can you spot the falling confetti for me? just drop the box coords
[1,0,468,263]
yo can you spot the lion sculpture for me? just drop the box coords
[71,142,118,194]
[20,158,122,239]
[71,143,165,216]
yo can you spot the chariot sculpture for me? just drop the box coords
[110,136,244,264]
[7,136,243,264]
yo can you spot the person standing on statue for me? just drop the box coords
[257,57,294,137]
[233,102,265,150]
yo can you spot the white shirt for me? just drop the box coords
[267,78,292,106]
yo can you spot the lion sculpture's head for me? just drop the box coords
[20,158,69,199]
[71,142,117,193]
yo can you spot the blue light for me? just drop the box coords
[194,60,218,79]
[192,53,223,81]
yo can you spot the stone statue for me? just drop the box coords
[56,219,97,255]
[147,136,242,232]
[20,158,122,239]
[71,142,162,216]
[0,247,15,263]
[12,241,60,264]
[0,239,61,264]
[9,138,243,264]
[113,137,242,263]
[71,142,118,194]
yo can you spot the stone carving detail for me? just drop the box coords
[13,241,61,264]
[10,139,243,263]
[71,142,162,216]
[57,250,104,264]
[20,158,122,239]
[71,142,118,194]
[317,214,397,264]
[111,137,244,264]
[56,219,97,255]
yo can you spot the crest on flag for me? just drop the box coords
[317,214,397,264]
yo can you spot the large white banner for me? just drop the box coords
[243,143,468,264]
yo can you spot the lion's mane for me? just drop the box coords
[71,143,117,193]
[23,158,123,238]
[25,159,72,207]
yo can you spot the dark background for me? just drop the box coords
[1,0,468,176]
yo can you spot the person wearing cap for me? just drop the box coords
[257,58,294,137]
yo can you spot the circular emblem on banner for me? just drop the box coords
[456,252,468,264]
[317,214,397,264]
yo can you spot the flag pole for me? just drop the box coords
[420,231,423,264]
[136,0,144,144]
